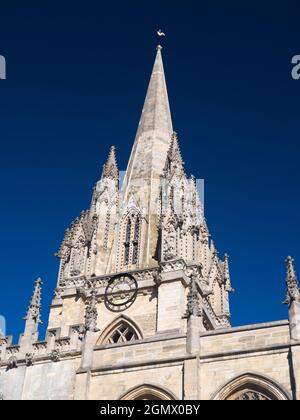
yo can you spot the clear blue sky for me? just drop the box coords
[0,1,299,340]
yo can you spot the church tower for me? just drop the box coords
[51,46,233,339]
[2,45,297,401]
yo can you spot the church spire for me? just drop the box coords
[120,46,174,268]
[135,45,172,138]
[123,46,173,190]
[102,145,118,180]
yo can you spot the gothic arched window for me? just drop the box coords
[233,391,270,400]
[132,217,140,264]
[107,323,138,344]
[120,385,176,400]
[97,317,142,345]
[123,213,141,267]
[213,373,290,401]
[124,219,132,265]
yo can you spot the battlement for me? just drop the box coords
[0,325,84,367]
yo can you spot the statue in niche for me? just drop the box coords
[70,237,86,277]
[163,219,177,261]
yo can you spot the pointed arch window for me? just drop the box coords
[132,217,140,264]
[124,219,132,265]
[108,323,138,344]
[120,385,176,400]
[98,317,142,345]
[233,391,270,400]
[213,373,290,401]
[123,213,141,267]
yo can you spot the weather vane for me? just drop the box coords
[156,29,165,49]
[157,29,166,37]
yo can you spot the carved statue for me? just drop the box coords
[70,237,86,277]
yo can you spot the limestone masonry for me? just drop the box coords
[0,47,299,400]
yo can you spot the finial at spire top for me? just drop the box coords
[157,44,163,51]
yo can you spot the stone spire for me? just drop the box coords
[101,145,118,180]
[19,278,43,353]
[123,46,173,188]
[24,277,42,325]
[131,45,172,148]
[121,46,174,268]
[90,145,119,211]
[284,256,300,305]
[163,132,185,179]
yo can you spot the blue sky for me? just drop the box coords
[0,1,299,340]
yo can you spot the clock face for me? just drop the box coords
[104,273,138,312]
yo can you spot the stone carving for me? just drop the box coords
[284,256,300,305]
[101,145,119,181]
[160,259,187,273]
[80,211,98,254]
[70,236,86,277]
[53,287,64,299]
[25,353,33,366]
[7,355,18,370]
[223,254,234,293]
[186,265,212,298]
[57,207,98,283]
[74,325,86,341]
[184,277,202,319]
[163,132,185,180]
[84,288,99,333]
[50,349,60,362]
[159,133,208,266]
